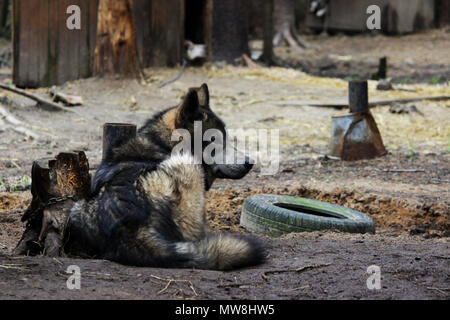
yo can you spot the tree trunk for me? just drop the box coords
[211,0,249,63]
[94,0,139,75]
[273,0,308,50]
[260,0,275,65]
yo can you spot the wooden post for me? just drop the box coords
[261,0,274,65]
[14,151,91,257]
[102,123,137,162]
[211,0,250,63]
[348,80,369,113]
[377,57,387,80]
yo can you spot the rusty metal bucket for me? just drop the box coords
[330,81,386,161]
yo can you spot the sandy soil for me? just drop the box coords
[0,32,449,300]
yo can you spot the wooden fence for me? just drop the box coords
[12,0,250,87]
[133,0,184,68]
[13,0,98,88]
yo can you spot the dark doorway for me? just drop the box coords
[185,0,207,44]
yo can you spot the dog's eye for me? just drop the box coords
[202,113,208,121]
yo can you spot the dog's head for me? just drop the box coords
[168,84,253,190]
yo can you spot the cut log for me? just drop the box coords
[14,151,91,257]
[50,152,91,198]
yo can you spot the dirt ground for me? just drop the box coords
[0,232,448,300]
[0,31,449,300]
[270,29,450,83]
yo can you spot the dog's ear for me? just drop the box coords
[176,89,201,126]
[197,83,210,109]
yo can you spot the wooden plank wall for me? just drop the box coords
[94,0,139,75]
[13,0,98,88]
[133,0,184,68]
[211,0,249,63]
[0,0,10,38]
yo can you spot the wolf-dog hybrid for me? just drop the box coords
[66,84,265,270]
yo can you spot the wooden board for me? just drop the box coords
[211,0,249,63]
[94,0,139,75]
[12,0,98,88]
[133,0,184,68]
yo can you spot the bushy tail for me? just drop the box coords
[175,233,266,271]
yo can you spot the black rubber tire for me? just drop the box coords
[240,194,375,237]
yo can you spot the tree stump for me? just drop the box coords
[14,151,91,257]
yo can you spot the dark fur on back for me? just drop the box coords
[65,84,266,270]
